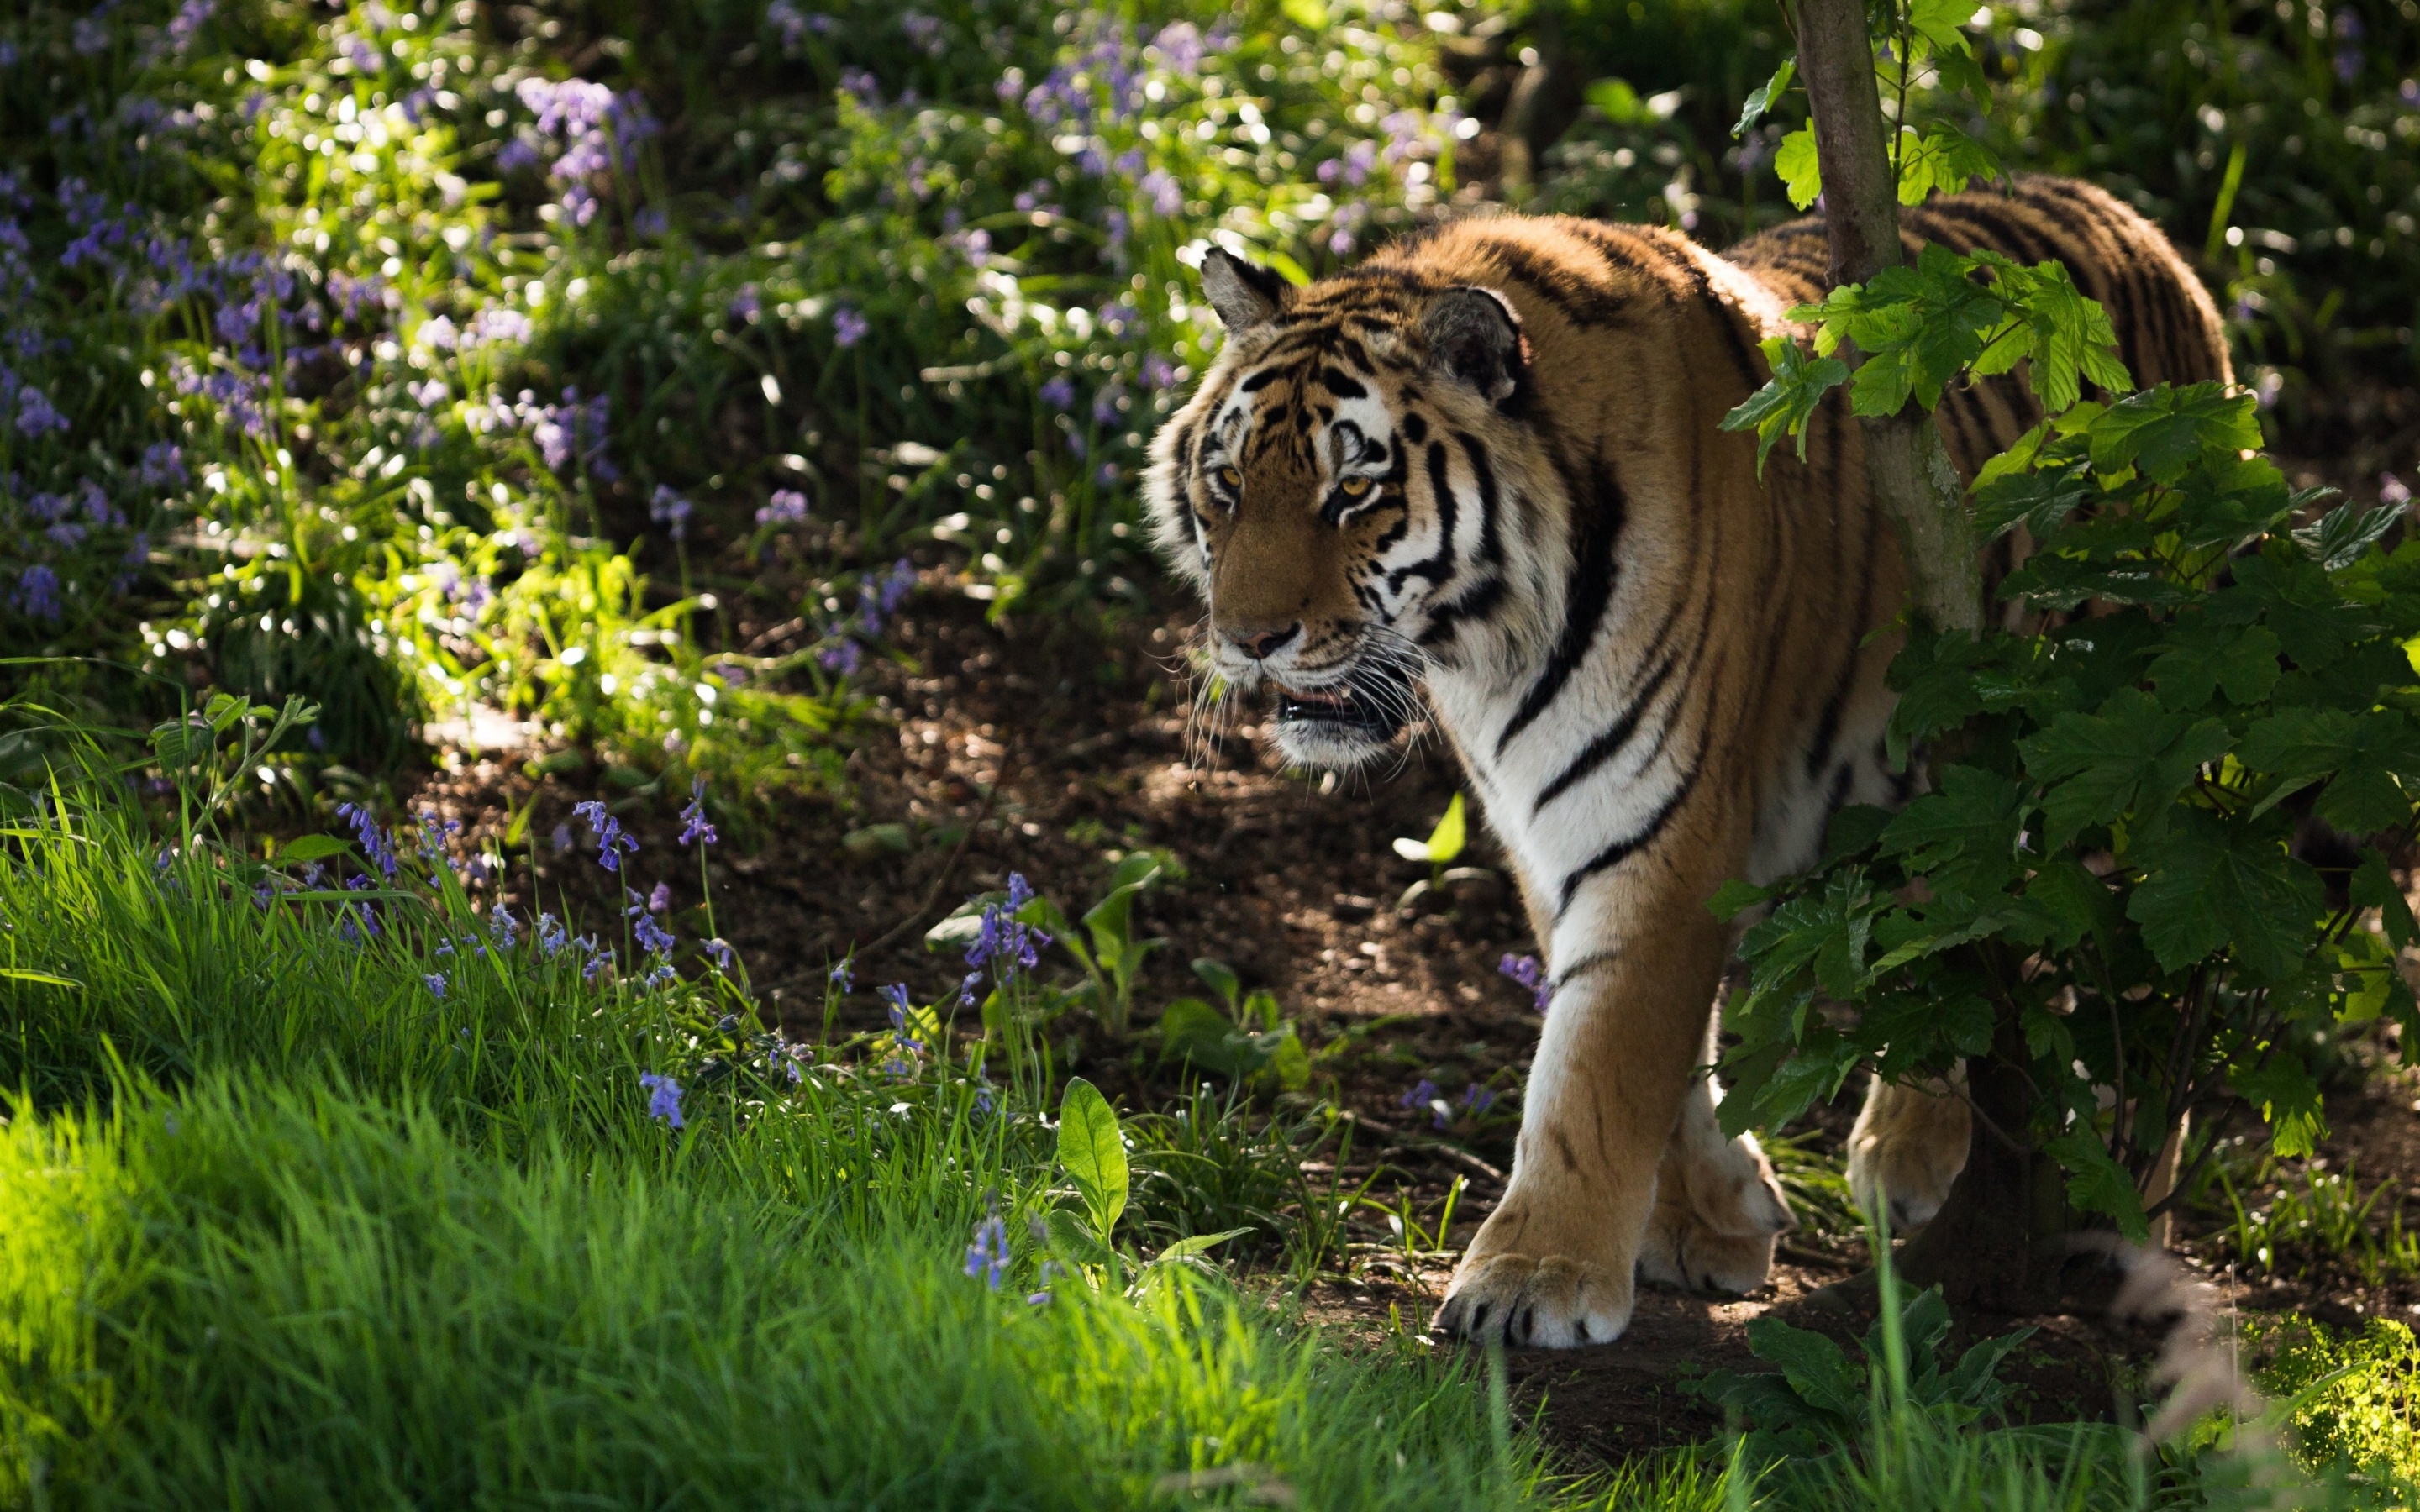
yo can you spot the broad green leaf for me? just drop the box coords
[2292,496,2403,571]
[1043,1205,1112,1266]
[2353,851,2417,950]
[1190,957,1240,1008]
[1706,877,1771,921]
[2046,1128,2149,1240]
[1731,57,1796,138]
[1056,1077,1128,1238]
[2146,621,2281,710]
[1279,0,1328,27]
[2238,707,2420,829]
[1775,125,1822,209]
[2086,384,2260,483]
[1879,764,2031,898]
[2023,855,2115,951]
[1907,0,1977,55]
[280,833,350,863]
[1970,420,2054,492]
[1896,121,1998,204]
[2125,810,2326,980]
[1744,1315,1865,1421]
[1395,791,1466,865]
[1265,1026,1311,1091]
[2231,1053,2328,1157]
[2015,689,2229,848]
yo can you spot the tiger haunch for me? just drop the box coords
[1144,175,2228,1348]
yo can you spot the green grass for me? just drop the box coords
[0,759,1576,1508]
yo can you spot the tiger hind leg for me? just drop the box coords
[1844,1071,1970,1232]
[1638,1025,1796,1294]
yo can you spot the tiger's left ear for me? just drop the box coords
[1424,286,1528,406]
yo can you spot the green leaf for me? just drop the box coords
[2125,809,2327,980]
[1154,1228,1255,1264]
[1190,957,1240,1010]
[2238,707,2420,831]
[1056,1077,1128,1239]
[1732,58,1796,139]
[1824,803,1894,863]
[1042,1205,1112,1266]
[2023,855,2116,951]
[2086,384,2260,484]
[1395,792,1466,865]
[1706,877,1771,922]
[1907,0,1977,55]
[1279,0,1327,27]
[2353,851,2417,951]
[1895,121,1998,205]
[2146,621,2281,710]
[2232,1053,2328,1157]
[1971,420,2053,491]
[1879,764,2031,898]
[2046,1128,2149,1240]
[2015,689,2229,848]
[1720,333,1849,473]
[1744,1315,1865,1422]
[281,833,350,863]
[2292,496,2404,571]
[1774,125,1822,210]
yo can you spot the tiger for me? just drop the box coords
[1141,172,2230,1347]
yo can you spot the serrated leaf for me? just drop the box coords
[2086,383,2260,484]
[2293,496,2405,571]
[1907,0,1977,55]
[1879,764,2031,898]
[1056,1077,1128,1239]
[2124,809,2327,980]
[2232,1053,2328,1157]
[1896,121,1998,204]
[1721,333,1850,474]
[1706,877,1771,921]
[2352,851,2417,950]
[1775,124,1822,209]
[2023,855,2114,951]
[2046,1128,2149,1239]
[2015,689,2229,848]
[1731,56,1795,138]
[2146,621,2281,710]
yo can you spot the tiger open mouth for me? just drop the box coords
[1274,660,1413,743]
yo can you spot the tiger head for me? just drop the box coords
[1143,246,1547,771]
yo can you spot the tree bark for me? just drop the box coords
[1795,0,2055,1307]
[1792,0,1984,638]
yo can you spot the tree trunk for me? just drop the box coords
[1792,0,1985,638]
[1795,0,2056,1306]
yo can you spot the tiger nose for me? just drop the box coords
[1224,622,1300,661]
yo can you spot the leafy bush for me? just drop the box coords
[1718,381,2419,1233]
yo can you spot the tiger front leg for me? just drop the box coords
[1432,904,1732,1347]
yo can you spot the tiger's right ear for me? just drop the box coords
[1199,247,1290,333]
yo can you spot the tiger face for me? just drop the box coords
[1144,247,1539,771]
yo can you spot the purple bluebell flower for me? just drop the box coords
[640,1071,686,1126]
[551,822,574,853]
[337,802,400,879]
[1498,953,1548,1012]
[424,973,449,998]
[14,386,66,436]
[678,776,718,846]
[820,638,864,675]
[1460,1083,1497,1116]
[1039,375,1076,410]
[728,284,761,321]
[965,875,1050,979]
[832,307,869,348]
[647,880,672,914]
[573,800,640,872]
[838,68,881,108]
[958,970,984,1007]
[139,440,186,486]
[880,983,927,1051]
[705,937,735,969]
[537,912,568,954]
[635,913,676,956]
[650,485,692,541]
[491,905,521,948]
[1399,1078,1439,1115]
[581,937,611,982]
[965,1214,1009,1288]
[829,958,855,994]
[756,489,808,526]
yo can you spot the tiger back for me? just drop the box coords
[1144,174,2229,1348]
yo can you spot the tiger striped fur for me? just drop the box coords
[1142,173,2229,1347]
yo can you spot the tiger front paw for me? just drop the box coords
[1845,1074,1970,1231]
[1433,1249,1636,1347]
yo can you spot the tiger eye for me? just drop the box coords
[1339,475,1373,497]
[1218,465,1242,488]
